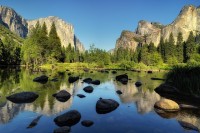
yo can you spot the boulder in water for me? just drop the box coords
[6,92,39,103]
[96,99,119,114]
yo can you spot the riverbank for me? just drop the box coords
[40,62,172,72]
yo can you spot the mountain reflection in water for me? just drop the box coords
[0,68,199,133]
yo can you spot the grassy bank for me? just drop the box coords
[40,62,173,72]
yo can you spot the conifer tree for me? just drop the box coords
[176,32,184,63]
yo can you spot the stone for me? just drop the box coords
[154,99,180,112]
[96,99,119,114]
[52,90,71,102]
[116,90,123,95]
[91,80,100,85]
[154,108,178,119]
[81,120,94,127]
[112,71,117,74]
[83,86,94,93]
[6,92,39,103]
[155,84,180,95]
[83,78,92,84]
[54,110,81,127]
[54,126,71,133]
[51,78,58,82]
[68,76,79,83]
[33,75,48,84]
[135,81,142,87]
[178,121,199,132]
[116,74,128,84]
[77,94,86,98]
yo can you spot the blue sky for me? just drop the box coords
[0,0,199,50]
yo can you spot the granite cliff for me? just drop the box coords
[0,6,85,52]
[116,5,200,51]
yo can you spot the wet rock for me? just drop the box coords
[112,71,117,74]
[68,76,79,83]
[54,126,71,133]
[51,78,58,82]
[151,77,165,81]
[27,115,42,128]
[52,90,71,102]
[83,78,92,84]
[81,120,94,127]
[91,80,100,85]
[178,121,199,132]
[116,74,128,84]
[154,108,178,119]
[116,90,122,95]
[155,84,180,95]
[96,99,119,114]
[154,99,180,112]
[179,104,199,109]
[6,92,39,103]
[77,94,86,98]
[54,110,81,127]
[83,86,94,93]
[135,81,142,87]
[33,75,48,84]
[147,70,153,73]
[67,73,72,76]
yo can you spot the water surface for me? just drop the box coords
[0,68,199,133]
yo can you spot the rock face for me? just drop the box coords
[0,6,85,52]
[0,6,28,37]
[116,5,200,50]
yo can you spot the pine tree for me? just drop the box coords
[165,33,175,62]
[176,32,184,63]
[48,22,62,62]
[148,42,156,53]
[158,37,165,61]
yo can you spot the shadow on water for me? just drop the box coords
[0,68,199,132]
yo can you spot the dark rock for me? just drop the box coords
[27,115,42,128]
[53,90,71,102]
[51,78,58,82]
[33,75,48,84]
[116,74,128,84]
[54,110,81,127]
[155,84,180,95]
[151,77,165,81]
[6,92,39,103]
[83,86,94,93]
[96,99,119,114]
[112,71,117,74]
[83,78,92,84]
[68,76,79,83]
[77,94,86,98]
[66,69,70,71]
[147,70,153,73]
[81,120,94,127]
[91,80,100,85]
[54,126,71,133]
[67,73,72,76]
[178,121,199,132]
[135,81,142,87]
[128,78,132,80]
[116,90,122,95]
[179,104,199,109]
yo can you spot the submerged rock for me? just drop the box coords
[54,126,71,133]
[6,92,39,103]
[96,99,119,114]
[112,71,117,74]
[33,75,48,84]
[77,94,86,98]
[116,90,123,95]
[91,80,100,85]
[178,121,199,132]
[81,120,94,127]
[68,76,79,83]
[27,115,42,128]
[154,108,178,119]
[135,81,142,87]
[52,90,71,102]
[154,99,180,112]
[116,74,128,84]
[83,78,92,84]
[54,110,81,127]
[83,86,94,93]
